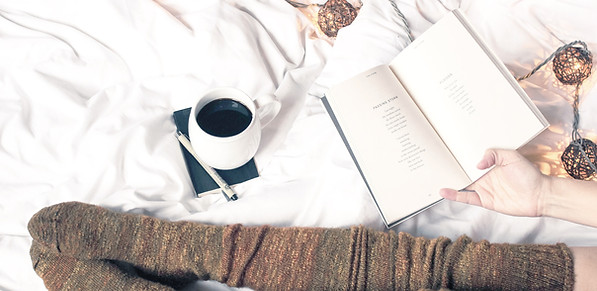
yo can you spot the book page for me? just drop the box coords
[389,10,548,181]
[324,65,470,226]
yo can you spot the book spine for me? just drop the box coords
[321,96,392,227]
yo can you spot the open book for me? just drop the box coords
[321,9,549,228]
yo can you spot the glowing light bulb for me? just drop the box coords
[552,46,592,85]
[317,0,358,38]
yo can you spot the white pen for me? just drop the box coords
[176,131,238,201]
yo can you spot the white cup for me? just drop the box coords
[188,87,280,170]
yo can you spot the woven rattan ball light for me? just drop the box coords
[553,45,593,85]
[317,0,357,37]
[561,138,597,180]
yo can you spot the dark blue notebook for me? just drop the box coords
[173,108,259,197]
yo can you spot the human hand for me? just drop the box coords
[439,149,551,217]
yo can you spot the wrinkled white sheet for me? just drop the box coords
[1,0,597,290]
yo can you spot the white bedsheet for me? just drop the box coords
[1,0,597,290]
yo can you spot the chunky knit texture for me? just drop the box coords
[30,241,174,290]
[28,202,575,290]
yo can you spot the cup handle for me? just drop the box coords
[253,94,281,128]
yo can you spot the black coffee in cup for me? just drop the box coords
[196,98,253,137]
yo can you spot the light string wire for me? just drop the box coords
[389,0,413,43]
[570,81,597,175]
[515,40,587,82]
[285,0,322,8]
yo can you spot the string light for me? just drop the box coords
[518,41,595,179]
[317,0,358,37]
[286,0,358,38]
[554,42,596,179]
[553,45,593,85]
[561,137,597,179]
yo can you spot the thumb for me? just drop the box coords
[476,149,521,170]
[477,149,498,170]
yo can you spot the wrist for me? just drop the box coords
[540,176,597,227]
[538,175,556,217]
[541,175,572,219]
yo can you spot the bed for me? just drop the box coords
[1,0,597,290]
